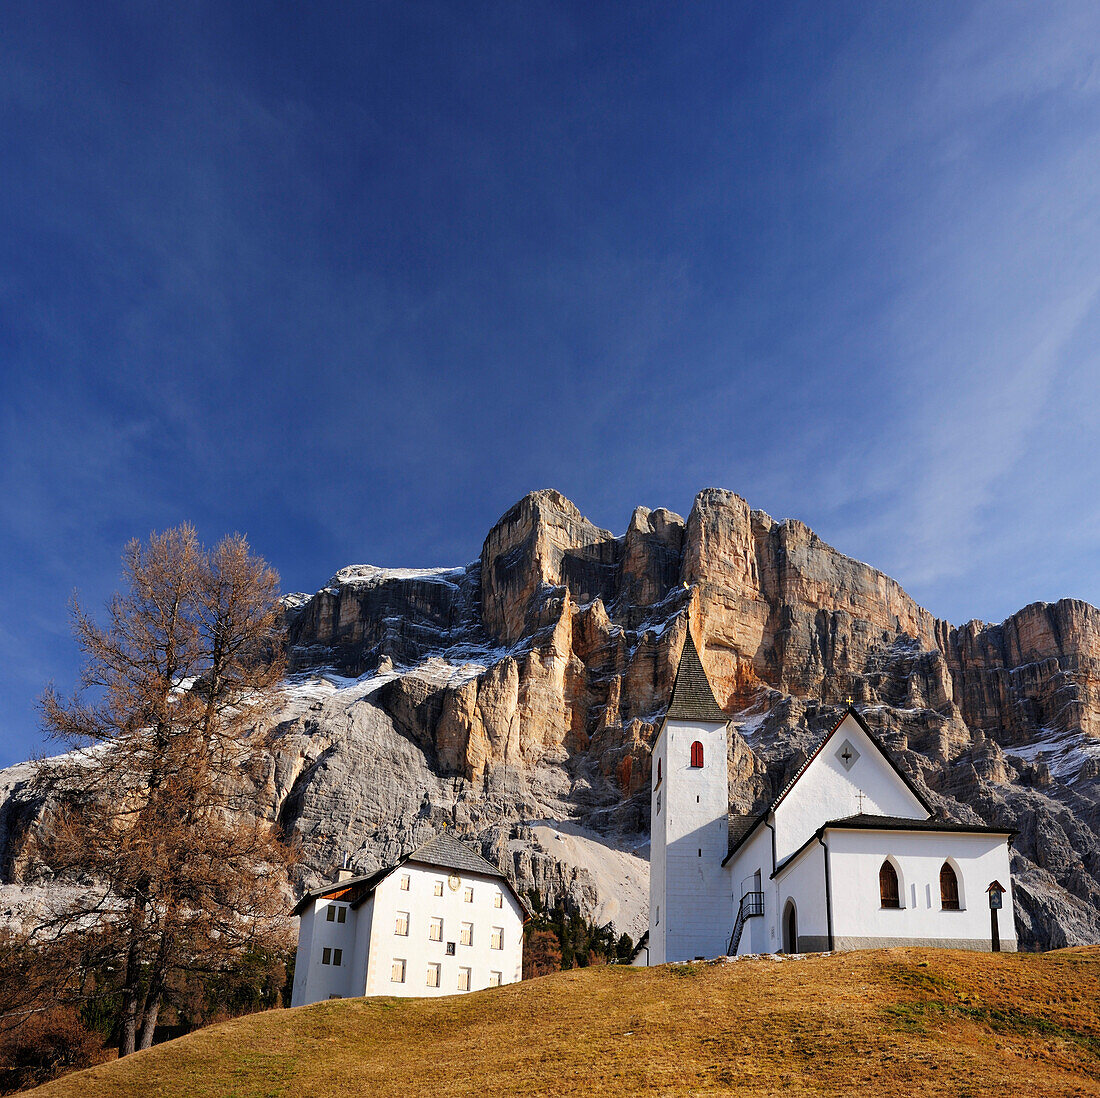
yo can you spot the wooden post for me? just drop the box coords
[987,881,1005,953]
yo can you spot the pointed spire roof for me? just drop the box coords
[665,630,727,722]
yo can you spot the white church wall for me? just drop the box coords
[772,714,927,863]
[649,728,667,964]
[774,841,829,953]
[727,826,774,956]
[652,717,732,962]
[826,828,1017,951]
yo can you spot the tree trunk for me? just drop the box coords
[137,998,160,1050]
[136,931,173,1051]
[117,939,142,1058]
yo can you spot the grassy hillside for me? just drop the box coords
[29,947,1100,1097]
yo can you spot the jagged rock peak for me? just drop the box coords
[480,490,621,644]
[487,488,604,533]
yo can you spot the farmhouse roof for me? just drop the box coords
[664,631,727,722]
[404,831,509,880]
[291,830,528,918]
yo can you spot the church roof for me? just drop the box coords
[822,813,1017,836]
[664,631,727,722]
[728,813,763,855]
[291,831,527,918]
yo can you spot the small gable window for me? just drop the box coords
[879,860,900,909]
[690,741,704,768]
[940,862,960,910]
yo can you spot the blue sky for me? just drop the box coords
[3,1,1100,767]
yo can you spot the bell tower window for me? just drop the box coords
[690,741,704,768]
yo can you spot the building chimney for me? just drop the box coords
[335,851,353,882]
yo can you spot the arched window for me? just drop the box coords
[879,860,900,908]
[690,741,704,768]
[940,861,960,910]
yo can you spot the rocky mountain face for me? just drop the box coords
[3,488,1100,949]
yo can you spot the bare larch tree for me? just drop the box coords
[28,526,294,1056]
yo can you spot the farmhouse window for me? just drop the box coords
[879,860,900,909]
[690,741,704,768]
[332,948,342,966]
[337,906,346,924]
[429,917,443,942]
[940,862,960,910]
[391,958,406,983]
[458,967,471,991]
[426,963,441,988]
[489,971,502,987]
[461,922,473,946]
[322,947,331,965]
[490,927,503,950]
[493,892,503,909]
[433,880,444,896]
[395,911,409,936]
[400,874,410,891]
[464,886,474,902]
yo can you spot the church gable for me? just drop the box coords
[771,709,931,864]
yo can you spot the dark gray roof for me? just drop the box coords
[823,813,1017,836]
[728,813,763,857]
[291,831,527,918]
[665,632,727,722]
[404,831,509,880]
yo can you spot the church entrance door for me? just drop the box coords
[783,901,797,954]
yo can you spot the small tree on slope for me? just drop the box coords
[27,526,293,1057]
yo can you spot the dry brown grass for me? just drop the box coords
[28,947,1100,1097]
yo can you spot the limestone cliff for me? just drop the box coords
[3,488,1100,949]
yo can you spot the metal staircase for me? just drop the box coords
[727,890,764,955]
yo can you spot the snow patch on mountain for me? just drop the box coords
[1007,728,1100,782]
[328,564,469,589]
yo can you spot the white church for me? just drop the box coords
[649,633,1017,963]
[291,831,526,1006]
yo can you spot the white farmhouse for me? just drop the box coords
[291,832,526,1006]
[649,632,1017,963]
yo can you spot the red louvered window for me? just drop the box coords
[690,741,704,768]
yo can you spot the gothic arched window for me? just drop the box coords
[690,741,704,768]
[940,862,960,910]
[879,860,900,908]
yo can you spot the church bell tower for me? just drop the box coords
[648,629,731,964]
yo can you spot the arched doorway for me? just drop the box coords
[783,900,798,954]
